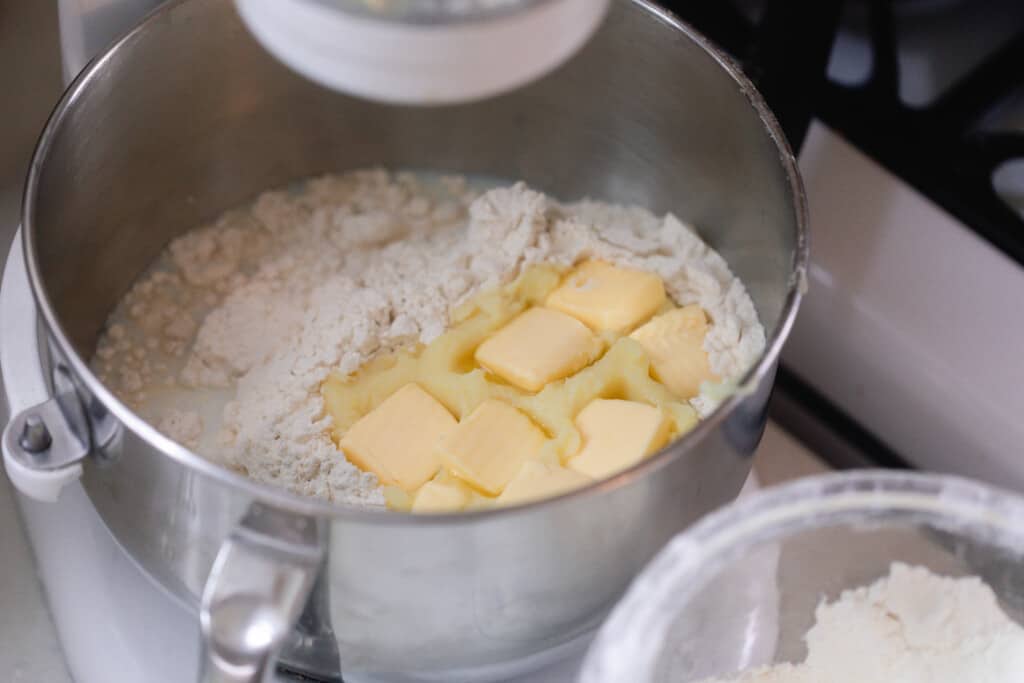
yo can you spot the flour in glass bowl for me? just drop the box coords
[702,563,1024,683]
[92,170,765,507]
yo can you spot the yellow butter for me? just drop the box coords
[521,337,694,463]
[546,260,666,332]
[339,383,455,492]
[629,305,718,399]
[439,399,547,495]
[568,398,670,479]
[474,307,603,392]
[497,460,592,506]
[382,485,413,512]
[322,265,707,511]
[411,479,472,514]
[322,266,563,435]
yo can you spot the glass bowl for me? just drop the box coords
[579,470,1024,682]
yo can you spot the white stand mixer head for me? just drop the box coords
[234,0,610,105]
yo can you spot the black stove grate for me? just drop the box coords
[663,0,1024,266]
[819,3,1024,266]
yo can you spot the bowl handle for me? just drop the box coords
[199,504,325,683]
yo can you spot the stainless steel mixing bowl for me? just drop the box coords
[8,0,807,680]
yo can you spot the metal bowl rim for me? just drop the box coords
[21,0,809,523]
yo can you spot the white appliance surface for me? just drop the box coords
[789,122,1024,488]
[0,473,70,683]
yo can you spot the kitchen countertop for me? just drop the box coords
[0,420,828,682]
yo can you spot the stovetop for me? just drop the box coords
[663,0,1024,263]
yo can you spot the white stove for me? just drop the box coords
[4,0,1024,681]
[788,121,1024,488]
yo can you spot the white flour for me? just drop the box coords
[706,563,1024,683]
[93,170,764,506]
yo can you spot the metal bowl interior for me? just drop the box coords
[23,0,807,520]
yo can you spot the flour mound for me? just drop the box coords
[94,171,765,506]
[705,563,1024,682]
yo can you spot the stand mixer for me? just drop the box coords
[5,2,806,681]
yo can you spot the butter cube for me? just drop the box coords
[339,383,456,491]
[497,461,592,506]
[568,399,670,479]
[629,305,718,399]
[411,479,472,514]
[474,307,603,392]
[546,261,666,332]
[439,399,547,495]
